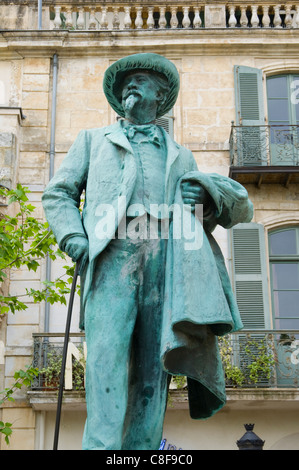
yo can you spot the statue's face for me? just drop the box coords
[121,71,163,123]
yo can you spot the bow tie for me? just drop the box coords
[123,124,161,146]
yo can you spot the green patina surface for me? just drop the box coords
[42,53,253,450]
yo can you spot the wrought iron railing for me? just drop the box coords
[31,330,299,391]
[32,333,86,391]
[220,330,299,388]
[230,124,299,167]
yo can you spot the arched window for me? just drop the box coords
[269,226,299,330]
[233,67,299,167]
[266,74,299,165]
[267,74,299,128]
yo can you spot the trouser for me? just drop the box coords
[82,218,169,450]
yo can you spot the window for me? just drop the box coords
[231,223,299,386]
[267,75,299,127]
[269,227,299,330]
[267,75,299,165]
[233,66,299,166]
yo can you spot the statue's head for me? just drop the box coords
[103,53,180,123]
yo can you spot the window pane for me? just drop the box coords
[275,318,299,330]
[267,76,288,99]
[268,99,290,122]
[269,229,297,255]
[291,76,299,122]
[290,77,299,119]
[271,263,299,290]
[273,291,299,318]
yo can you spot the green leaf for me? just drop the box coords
[27,260,39,272]
[0,306,9,315]
[0,421,12,445]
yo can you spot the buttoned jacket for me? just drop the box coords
[42,121,199,305]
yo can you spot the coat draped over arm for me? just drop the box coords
[160,171,253,419]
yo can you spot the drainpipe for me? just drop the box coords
[38,0,43,30]
[44,53,58,333]
[49,54,58,184]
[37,411,46,449]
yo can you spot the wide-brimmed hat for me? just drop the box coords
[103,53,180,118]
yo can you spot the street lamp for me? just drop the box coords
[236,424,265,450]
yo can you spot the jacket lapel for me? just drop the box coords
[104,121,133,154]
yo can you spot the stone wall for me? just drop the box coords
[0,6,30,30]
[0,132,17,189]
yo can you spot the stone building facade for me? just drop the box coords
[1,1,299,450]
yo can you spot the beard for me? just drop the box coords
[121,90,158,124]
[122,92,141,113]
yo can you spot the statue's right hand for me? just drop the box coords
[64,236,89,273]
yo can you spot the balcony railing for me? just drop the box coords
[31,330,299,391]
[49,4,204,30]
[32,333,86,391]
[220,330,299,388]
[48,4,299,31]
[230,125,299,167]
[227,4,299,28]
[2,2,299,31]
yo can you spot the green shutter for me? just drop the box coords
[234,65,265,126]
[234,65,266,165]
[155,110,174,137]
[231,222,270,329]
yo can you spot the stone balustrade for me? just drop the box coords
[1,2,299,30]
[49,3,299,30]
[227,4,299,28]
[49,4,203,31]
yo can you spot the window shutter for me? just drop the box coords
[155,110,174,137]
[234,66,266,166]
[231,222,270,329]
[234,65,265,126]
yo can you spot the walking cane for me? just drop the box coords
[53,262,79,450]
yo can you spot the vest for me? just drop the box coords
[122,122,167,219]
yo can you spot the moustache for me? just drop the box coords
[123,90,142,100]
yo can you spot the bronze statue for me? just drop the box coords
[42,53,253,450]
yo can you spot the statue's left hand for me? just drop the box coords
[181,181,212,212]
